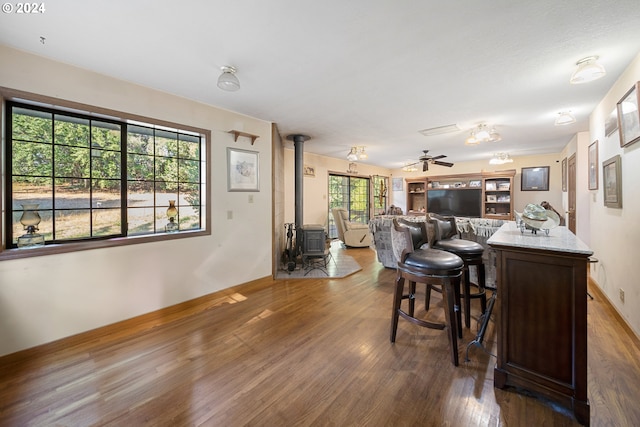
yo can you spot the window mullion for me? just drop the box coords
[121,125,128,236]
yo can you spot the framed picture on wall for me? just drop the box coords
[392,177,403,191]
[588,140,599,190]
[603,155,622,208]
[303,164,315,177]
[227,147,260,191]
[616,81,640,147]
[562,158,567,192]
[521,166,549,191]
[605,108,618,137]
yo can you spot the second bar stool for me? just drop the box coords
[427,214,487,329]
[390,219,464,366]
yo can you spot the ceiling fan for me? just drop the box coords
[409,150,455,171]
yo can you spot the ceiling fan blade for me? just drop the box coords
[423,161,428,172]
[433,160,454,167]
[431,154,447,160]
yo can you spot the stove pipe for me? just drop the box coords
[286,134,310,229]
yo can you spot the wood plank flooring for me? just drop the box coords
[0,245,639,426]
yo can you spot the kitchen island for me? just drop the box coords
[488,221,593,426]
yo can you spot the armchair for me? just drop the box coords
[331,208,373,248]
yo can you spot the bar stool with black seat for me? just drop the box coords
[427,214,487,329]
[390,218,464,366]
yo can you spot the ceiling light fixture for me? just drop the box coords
[347,146,367,161]
[346,147,359,161]
[402,161,418,172]
[555,111,576,126]
[217,65,240,91]
[465,124,501,145]
[465,131,479,146]
[489,152,513,165]
[570,56,606,84]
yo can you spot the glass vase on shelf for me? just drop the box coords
[165,200,179,233]
[17,203,45,248]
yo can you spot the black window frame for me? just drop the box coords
[327,173,370,239]
[0,89,211,261]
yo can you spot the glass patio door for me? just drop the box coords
[327,174,370,239]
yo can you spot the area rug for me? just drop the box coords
[275,241,362,279]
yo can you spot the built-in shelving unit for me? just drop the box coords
[405,178,427,214]
[483,173,514,220]
[405,170,515,219]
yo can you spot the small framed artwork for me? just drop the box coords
[498,182,511,191]
[562,157,567,192]
[605,108,618,137]
[486,195,497,203]
[602,155,622,208]
[392,177,403,191]
[469,180,482,188]
[304,164,315,177]
[588,140,599,190]
[521,166,549,191]
[616,81,640,147]
[227,147,259,192]
[485,182,496,191]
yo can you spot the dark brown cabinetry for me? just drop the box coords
[488,223,592,426]
[404,170,515,219]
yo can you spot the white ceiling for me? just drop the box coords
[2,1,640,169]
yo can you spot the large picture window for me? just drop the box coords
[4,99,207,254]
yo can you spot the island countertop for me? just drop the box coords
[487,221,593,256]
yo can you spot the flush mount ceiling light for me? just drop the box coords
[489,152,513,165]
[465,124,501,145]
[555,111,576,125]
[346,147,359,161]
[217,65,240,91]
[402,161,418,172]
[570,56,606,84]
[347,146,367,161]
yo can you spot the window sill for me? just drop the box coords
[0,229,210,261]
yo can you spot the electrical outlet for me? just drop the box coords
[619,288,625,303]
[227,210,233,220]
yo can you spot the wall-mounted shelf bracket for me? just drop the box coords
[229,130,259,145]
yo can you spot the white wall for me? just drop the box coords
[0,45,274,356]
[588,53,640,336]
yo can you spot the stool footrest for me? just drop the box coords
[397,310,446,330]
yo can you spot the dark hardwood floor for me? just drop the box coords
[0,245,639,426]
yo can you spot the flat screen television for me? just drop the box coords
[427,188,482,218]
